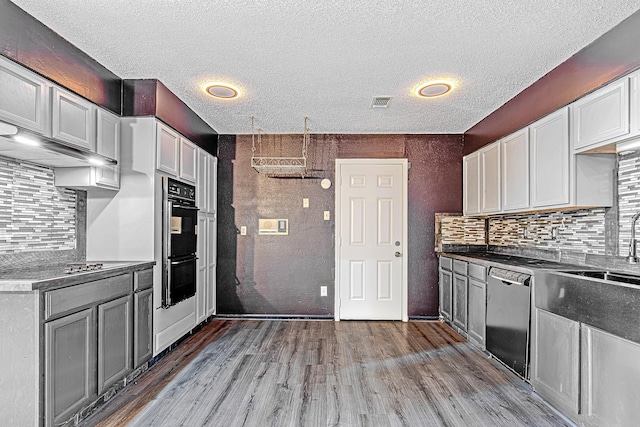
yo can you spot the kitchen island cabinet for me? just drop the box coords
[0,261,153,427]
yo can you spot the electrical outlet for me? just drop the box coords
[324,211,330,220]
[320,286,327,296]
[240,226,247,235]
[303,198,309,208]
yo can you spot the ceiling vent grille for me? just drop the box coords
[371,96,392,108]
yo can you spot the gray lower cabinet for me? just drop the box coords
[452,273,468,332]
[134,287,154,367]
[581,325,640,427]
[439,269,453,322]
[44,308,96,427]
[531,308,580,417]
[98,295,132,394]
[467,277,486,347]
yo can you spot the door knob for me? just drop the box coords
[395,251,402,257]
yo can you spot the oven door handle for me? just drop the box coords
[170,258,198,266]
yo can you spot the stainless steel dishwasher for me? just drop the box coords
[486,267,532,379]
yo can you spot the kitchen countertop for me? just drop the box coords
[440,252,593,274]
[0,260,155,292]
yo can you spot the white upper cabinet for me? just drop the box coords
[94,108,120,189]
[0,55,50,134]
[501,129,529,212]
[480,142,501,214]
[208,157,217,215]
[571,78,630,152]
[53,107,121,191]
[196,149,218,214]
[197,149,209,210]
[156,122,180,176]
[463,151,480,216]
[156,121,198,183]
[530,108,570,208]
[51,87,96,151]
[179,138,197,183]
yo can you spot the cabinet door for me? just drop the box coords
[572,78,629,152]
[206,213,217,316]
[531,309,580,416]
[51,87,95,151]
[452,273,468,331]
[467,278,486,348]
[530,108,570,208]
[196,213,208,324]
[197,149,209,211]
[179,138,197,183]
[0,55,50,134]
[501,129,529,212]
[134,288,153,368]
[94,107,120,189]
[45,308,96,427]
[439,269,452,322]
[581,325,640,427]
[480,142,501,214]
[208,156,218,215]
[463,152,481,216]
[97,295,132,394]
[156,122,179,176]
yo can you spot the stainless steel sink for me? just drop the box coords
[559,270,640,287]
[535,269,640,345]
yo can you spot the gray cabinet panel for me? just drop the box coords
[453,273,468,331]
[134,287,154,368]
[45,273,131,319]
[467,277,486,347]
[531,308,580,416]
[439,269,452,322]
[45,308,96,427]
[581,325,640,427]
[97,295,132,394]
[133,268,154,291]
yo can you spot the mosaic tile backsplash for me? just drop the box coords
[618,153,640,255]
[0,156,76,253]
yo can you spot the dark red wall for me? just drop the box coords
[217,133,463,317]
[464,9,640,154]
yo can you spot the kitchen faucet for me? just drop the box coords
[627,212,640,264]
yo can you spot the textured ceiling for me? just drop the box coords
[10,1,640,135]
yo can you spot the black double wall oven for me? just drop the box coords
[162,176,198,307]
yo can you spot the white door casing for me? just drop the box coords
[335,159,408,321]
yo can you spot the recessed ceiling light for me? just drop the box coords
[415,80,455,98]
[203,82,240,99]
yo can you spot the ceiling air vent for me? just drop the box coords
[371,96,392,108]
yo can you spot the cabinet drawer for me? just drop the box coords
[439,256,453,271]
[468,263,486,281]
[134,269,153,291]
[45,273,132,320]
[453,259,468,275]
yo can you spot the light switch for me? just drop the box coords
[303,198,309,208]
[240,226,247,235]
[324,211,330,220]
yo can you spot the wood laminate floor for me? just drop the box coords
[83,319,571,427]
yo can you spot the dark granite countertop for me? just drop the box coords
[440,252,594,275]
[0,260,155,292]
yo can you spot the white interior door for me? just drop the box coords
[335,159,408,321]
